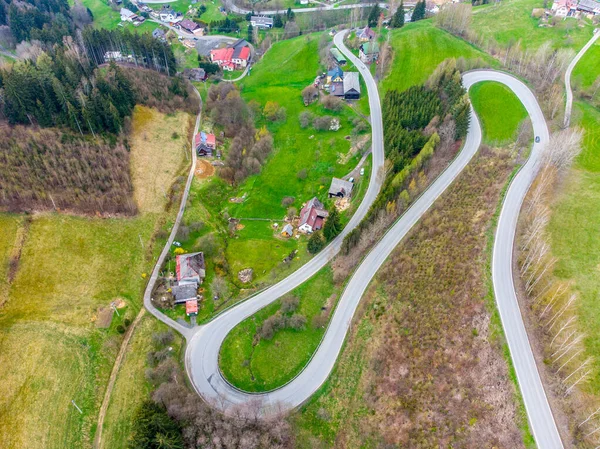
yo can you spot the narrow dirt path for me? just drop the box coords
[93,308,145,449]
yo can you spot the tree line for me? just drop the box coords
[342,61,469,254]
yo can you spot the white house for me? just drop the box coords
[159,5,182,22]
[120,8,137,22]
[250,16,274,28]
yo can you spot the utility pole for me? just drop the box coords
[71,400,83,414]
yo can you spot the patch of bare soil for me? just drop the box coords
[194,159,215,179]
[330,148,525,447]
[95,307,114,329]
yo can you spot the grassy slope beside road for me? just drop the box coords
[472,0,594,50]
[470,81,528,145]
[572,38,600,90]
[548,101,600,392]
[380,21,493,95]
[0,108,191,449]
[220,267,337,392]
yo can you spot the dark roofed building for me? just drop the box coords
[176,252,206,285]
[183,67,206,82]
[328,177,353,198]
[343,72,360,100]
[172,283,198,304]
[152,28,166,40]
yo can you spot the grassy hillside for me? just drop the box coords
[472,0,594,50]
[548,102,600,392]
[572,39,600,90]
[0,108,191,449]
[381,21,493,94]
[470,81,528,145]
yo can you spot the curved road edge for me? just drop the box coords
[564,29,599,127]
[142,87,203,341]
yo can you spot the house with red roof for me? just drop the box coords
[298,198,329,233]
[195,132,216,156]
[209,39,251,71]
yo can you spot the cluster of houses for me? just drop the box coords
[209,39,251,71]
[171,252,206,317]
[320,66,361,100]
[551,0,600,16]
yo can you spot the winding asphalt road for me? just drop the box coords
[564,29,600,127]
[141,30,563,448]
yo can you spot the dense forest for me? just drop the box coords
[342,61,470,253]
[0,0,87,46]
[0,26,196,215]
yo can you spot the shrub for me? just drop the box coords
[152,331,174,347]
[313,115,333,131]
[124,318,131,327]
[281,196,295,207]
[281,295,300,313]
[259,313,285,340]
[322,95,343,111]
[297,168,308,180]
[299,111,313,128]
[288,313,307,330]
[116,324,126,334]
[264,101,280,121]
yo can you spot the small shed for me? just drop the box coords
[328,177,354,198]
[281,223,293,237]
[330,48,347,66]
[186,299,198,316]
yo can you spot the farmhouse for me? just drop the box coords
[330,48,347,65]
[176,252,206,284]
[180,18,204,35]
[195,132,216,156]
[327,66,343,84]
[357,27,376,42]
[120,7,145,25]
[209,39,251,71]
[299,198,329,233]
[577,0,600,14]
[552,0,577,15]
[343,72,361,100]
[250,16,274,28]
[159,5,182,22]
[359,41,379,63]
[152,28,166,40]
[328,178,353,198]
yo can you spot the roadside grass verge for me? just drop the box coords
[572,39,600,90]
[472,0,594,51]
[381,21,494,94]
[220,266,337,392]
[99,315,183,449]
[469,81,528,145]
[292,148,526,448]
[0,108,190,449]
[547,101,600,392]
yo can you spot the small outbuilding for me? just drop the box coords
[328,177,353,198]
[186,299,199,316]
[330,48,347,66]
[281,223,293,237]
[343,72,361,100]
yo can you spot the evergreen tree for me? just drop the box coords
[323,207,342,241]
[307,231,326,254]
[392,1,405,28]
[129,401,183,449]
[273,14,284,28]
[368,4,381,28]
[0,1,7,26]
[287,7,295,21]
[412,0,426,21]
[247,23,253,43]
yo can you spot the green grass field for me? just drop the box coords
[548,102,600,392]
[470,81,528,145]
[220,266,337,392]
[99,315,183,449]
[0,109,189,449]
[472,0,594,50]
[381,21,493,94]
[572,39,600,90]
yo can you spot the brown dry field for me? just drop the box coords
[130,106,192,213]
